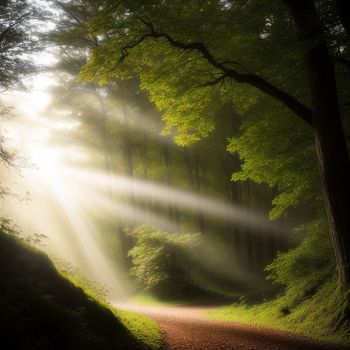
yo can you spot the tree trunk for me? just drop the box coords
[162,144,180,226]
[285,0,350,288]
[183,149,205,233]
[193,153,206,233]
[119,104,135,266]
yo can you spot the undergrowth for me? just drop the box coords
[208,218,350,347]
[208,278,350,346]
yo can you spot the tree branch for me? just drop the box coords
[109,31,155,72]
[54,1,83,26]
[0,13,31,42]
[117,15,313,125]
[198,74,228,87]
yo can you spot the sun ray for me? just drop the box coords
[63,167,290,237]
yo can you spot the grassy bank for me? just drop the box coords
[54,260,162,350]
[116,309,161,350]
[0,231,161,350]
[207,280,350,347]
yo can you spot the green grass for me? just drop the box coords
[115,309,162,350]
[207,280,350,347]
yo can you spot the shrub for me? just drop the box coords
[127,225,201,298]
[265,217,335,307]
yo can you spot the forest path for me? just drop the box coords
[116,303,347,350]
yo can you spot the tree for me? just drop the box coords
[0,0,48,168]
[283,0,350,290]
[76,0,350,288]
[127,225,201,298]
[0,0,43,91]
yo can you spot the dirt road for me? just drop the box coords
[117,303,348,350]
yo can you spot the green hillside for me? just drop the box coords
[0,232,161,350]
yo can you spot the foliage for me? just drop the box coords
[265,217,335,297]
[78,0,309,145]
[0,227,161,350]
[0,216,47,246]
[227,106,321,220]
[208,218,350,346]
[208,279,350,346]
[0,0,45,91]
[76,0,350,136]
[127,225,201,298]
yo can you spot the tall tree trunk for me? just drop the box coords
[193,153,206,233]
[162,144,180,226]
[285,0,350,288]
[119,104,135,266]
[183,149,205,232]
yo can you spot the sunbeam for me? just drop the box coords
[63,167,290,236]
[0,114,129,298]
[75,189,180,232]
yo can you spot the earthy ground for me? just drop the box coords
[116,303,348,350]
